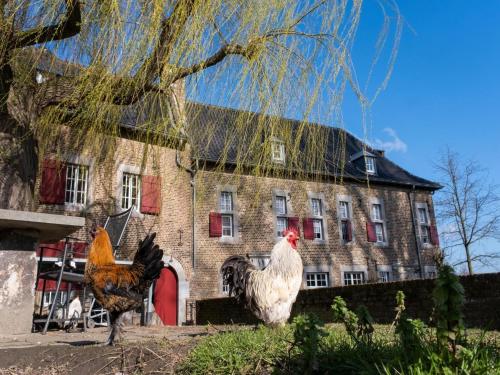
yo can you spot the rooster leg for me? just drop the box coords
[106,311,124,346]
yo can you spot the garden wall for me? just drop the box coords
[194,272,500,330]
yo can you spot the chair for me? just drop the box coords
[104,206,134,257]
[34,238,88,334]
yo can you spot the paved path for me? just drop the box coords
[0,325,230,349]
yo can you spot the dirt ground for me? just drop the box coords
[0,325,234,374]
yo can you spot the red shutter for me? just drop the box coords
[209,212,222,237]
[366,221,377,242]
[288,217,300,237]
[303,218,314,240]
[39,159,66,204]
[72,242,88,258]
[346,220,353,242]
[140,175,161,214]
[430,225,440,246]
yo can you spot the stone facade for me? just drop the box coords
[191,169,439,300]
[30,116,439,325]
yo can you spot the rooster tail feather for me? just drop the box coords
[133,233,164,282]
[221,256,256,303]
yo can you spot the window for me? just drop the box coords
[250,255,270,270]
[65,164,88,205]
[310,197,324,240]
[417,204,431,245]
[427,271,437,279]
[221,281,229,295]
[220,191,234,237]
[378,271,391,283]
[306,272,329,288]
[365,156,376,174]
[271,140,285,163]
[371,202,386,243]
[43,291,67,307]
[343,272,365,285]
[121,173,140,210]
[339,200,352,242]
[275,195,288,237]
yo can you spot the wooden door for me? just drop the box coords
[153,267,178,325]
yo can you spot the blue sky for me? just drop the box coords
[187,1,500,272]
[346,1,500,272]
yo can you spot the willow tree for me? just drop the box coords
[0,0,400,210]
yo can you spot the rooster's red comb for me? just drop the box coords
[283,227,299,237]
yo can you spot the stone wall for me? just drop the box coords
[195,272,500,330]
[191,169,438,300]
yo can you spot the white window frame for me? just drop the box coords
[343,271,365,285]
[365,156,377,174]
[273,190,293,240]
[65,163,89,206]
[416,202,432,248]
[121,172,141,210]
[217,186,240,243]
[42,290,68,307]
[370,197,388,246]
[303,265,331,289]
[271,139,286,164]
[306,272,330,288]
[308,192,328,243]
[249,254,271,270]
[220,191,234,238]
[341,265,368,286]
[424,265,438,279]
[337,195,354,244]
[377,265,392,283]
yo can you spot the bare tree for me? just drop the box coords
[0,1,401,211]
[435,148,500,274]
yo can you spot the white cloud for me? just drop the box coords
[372,128,408,153]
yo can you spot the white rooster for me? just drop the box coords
[221,229,303,326]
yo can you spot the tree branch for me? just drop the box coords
[11,0,81,48]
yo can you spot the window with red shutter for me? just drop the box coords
[140,175,161,214]
[209,212,222,237]
[345,220,353,242]
[303,218,315,240]
[287,217,300,237]
[430,225,440,246]
[366,221,377,242]
[39,159,66,204]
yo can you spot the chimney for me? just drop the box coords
[375,149,385,157]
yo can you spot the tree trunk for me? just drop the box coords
[464,244,474,275]
[0,113,38,210]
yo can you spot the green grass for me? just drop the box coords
[178,324,500,375]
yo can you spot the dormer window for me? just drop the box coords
[271,140,285,164]
[365,156,376,174]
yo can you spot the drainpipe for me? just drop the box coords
[407,185,424,279]
[176,150,197,270]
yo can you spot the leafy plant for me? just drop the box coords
[331,296,374,346]
[290,314,326,374]
[433,264,465,356]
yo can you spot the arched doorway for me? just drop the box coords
[153,267,178,325]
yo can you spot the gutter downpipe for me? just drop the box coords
[408,185,424,279]
[176,149,197,270]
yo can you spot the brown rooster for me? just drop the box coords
[84,227,164,345]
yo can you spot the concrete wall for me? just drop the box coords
[195,272,500,330]
[0,232,38,334]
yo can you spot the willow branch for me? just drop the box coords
[11,0,81,48]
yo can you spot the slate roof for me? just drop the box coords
[186,101,441,191]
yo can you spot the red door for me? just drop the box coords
[153,267,178,325]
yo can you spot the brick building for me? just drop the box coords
[31,85,441,325]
